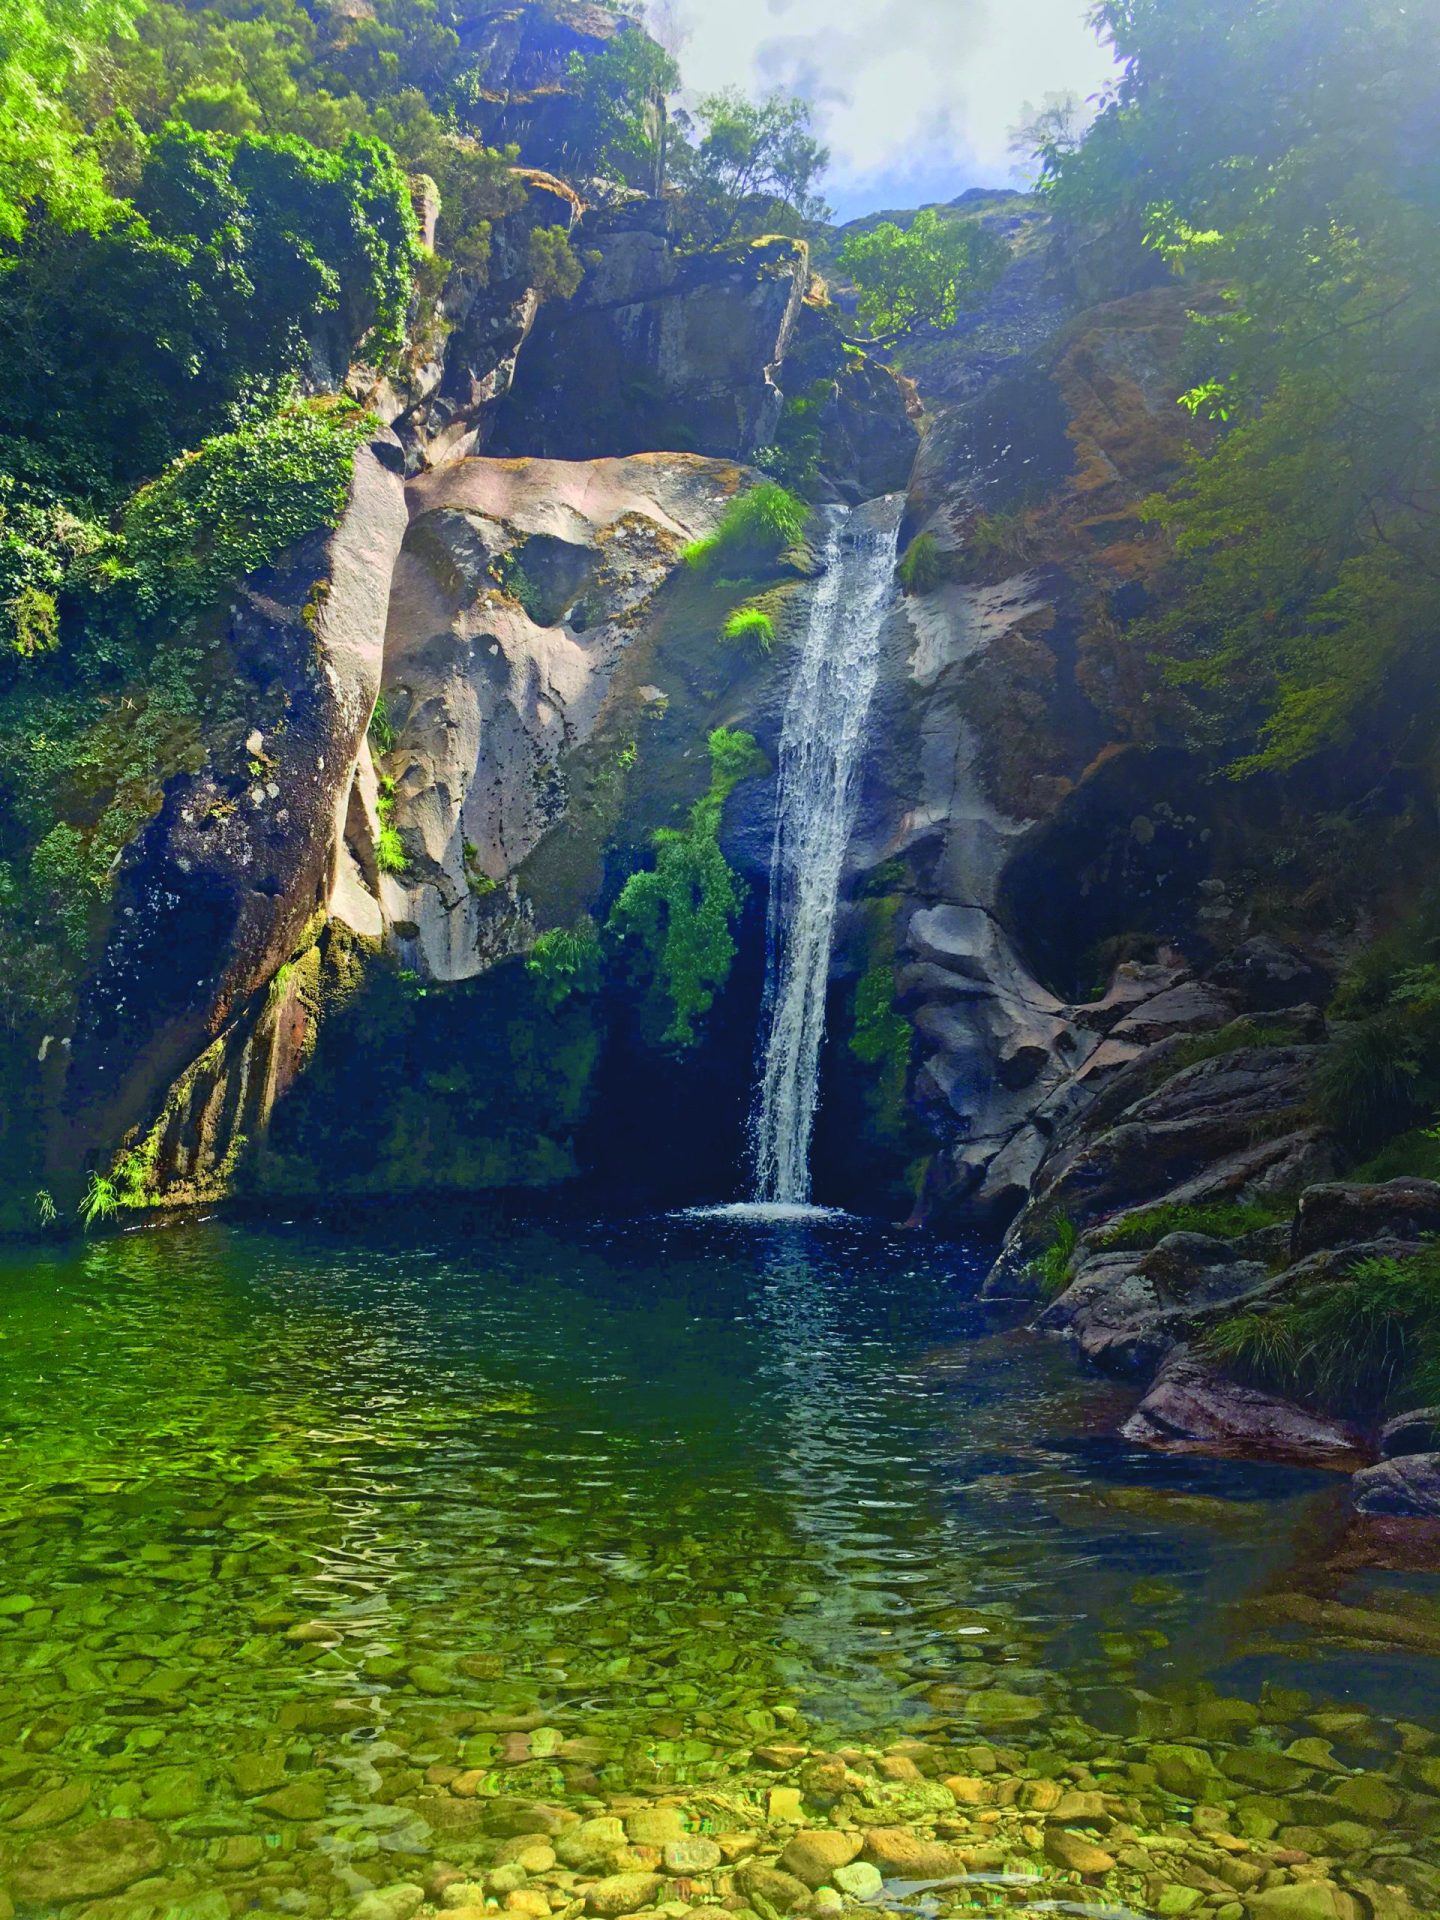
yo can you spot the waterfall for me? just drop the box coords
[748,498,904,1205]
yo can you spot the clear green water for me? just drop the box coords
[1,1213,1438,1918]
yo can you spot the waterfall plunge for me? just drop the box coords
[748,498,904,1205]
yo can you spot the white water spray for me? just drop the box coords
[748,498,904,1204]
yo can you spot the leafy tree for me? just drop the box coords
[675,89,830,243]
[838,208,1008,350]
[561,26,679,193]
[0,0,143,241]
[1047,0,1440,775]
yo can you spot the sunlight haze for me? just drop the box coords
[660,0,1120,218]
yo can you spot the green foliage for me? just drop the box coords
[527,922,603,1010]
[0,123,417,507]
[720,604,776,653]
[683,484,808,578]
[374,775,407,875]
[674,89,830,244]
[562,27,679,192]
[1315,908,1440,1155]
[1094,1198,1283,1253]
[79,1170,119,1229]
[753,379,829,496]
[849,960,912,1139]
[117,402,370,633]
[607,728,762,1049]
[1208,1247,1440,1415]
[32,1188,57,1228]
[1166,1017,1306,1075]
[1046,0,1440,775]
[1030,1216,1078,1300]
[368,691,397,756]
[526,224,584,304]
[0,0,143,243]
[898,532,944,595]
[838,208,1008,350]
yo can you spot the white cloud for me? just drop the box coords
[659,0,1118,218]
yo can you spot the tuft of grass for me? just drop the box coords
[1094,1198,1285,1252]
[33,1189,57,1228]
[1207,1246,1440,1414]
[79,1172,119,1231]
[898,531,945,594]
[1030,1216,1079,1299]
[1167,1017,1306,1074]
[368,691,397,756]
[683,484,808,577]
[375,774,408,875]
[720,603,776,652]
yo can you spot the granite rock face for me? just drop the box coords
[495,208,810,463]
[363,451,749,982]
[52,431,409,1192]
[1120,1348,1368,1469]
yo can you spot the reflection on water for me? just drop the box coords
[0,1214,1436,1916]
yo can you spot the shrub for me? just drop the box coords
[526,225,585,303]
[898,531,944,594]
[527,923,603,1009]
[79,1172,119,1230]
[368,691,397,755]
[1094,1198,1284,1252]
[683,483,807,577]
[1031,1216,1078,1299]
[608,728,763,1048]
[1208,1247,1440,1414]
[720,604,776,652]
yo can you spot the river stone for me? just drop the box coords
[1352,1453,1440,1517]
[663,1836,723,1873]
[860,1828,964,1878]
[833,1863,884,1901]
[1149,1744,1222,1800]
[779,1830,863,1887]
[258,1780,327,1820]
[8,1778,90,1828]
[557,1816,629,1871]
[1246,1884,1362,1920]
[13,1817,167,1902]
[625,1808,688,1846]
[1329,1777,1401,1820]
[495,1837,558,1871]
[1043,1829,1115,1875]
[735,1861,813,1912]
[1380,1408,1440,1457]
[353,1887,425,1920]
[585,1870,665,1916]
[486,1863,529,1894]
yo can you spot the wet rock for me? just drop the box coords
[735,1861,814,1912]
[663,1837,722,1874]
[778,1830,863,1887]
[832,1862,884,1901]
[258,1781,327,1821]
[13,1817,166,1903]
[1207,939,1331,1014]
[860,1827,964,1877]
[557,1816,631,1872]
[1293,1180,1440,1260]
[1043,1827,1116,1874]
[496,1837,558,1871]
[585,1870,665,1917]
[1245,1884,1362,1920]
[1381,1408,1440,1457]
[625,1808,687,1846]
[352,1886,425,1920]
[1121,1348,1369,1469]
[1039,1234,1273,1377]
[1352,1453,1440,1518]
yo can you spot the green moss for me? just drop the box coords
[720,604,776,652]
[1031,1216,1079,1299]
[1094,1199,1285,1252]
[898,531,944,594]
[607,727,764,1050]
[1208,1245,1440,1414]
[1167,1017,1306,1074]
[682,483,808,577]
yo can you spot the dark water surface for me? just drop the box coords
[1,1212,1438,1916]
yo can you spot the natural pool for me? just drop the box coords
[0,1213,1438,1919]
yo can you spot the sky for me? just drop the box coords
[652,0,1119,222]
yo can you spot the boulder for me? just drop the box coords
[495,207,810,462]
[1352,1453,1440,1518]
[13,1818,167,1903]
[778,1830,864,1888]
[1380,1407,1440,1457]
[378,451,747,982]
[1038,1233,1273,1376]
[52,430,409,1197]
[1207,937,1330,1013]
[1120,1347,1369,1468]
[1292,1179,1440,1260]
